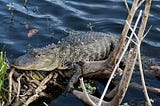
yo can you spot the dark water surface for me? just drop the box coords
[0,0,160,106]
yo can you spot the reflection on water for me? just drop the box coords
[0,0,160,105]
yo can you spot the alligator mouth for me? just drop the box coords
[12,64,53,71]
[12,64,35,70]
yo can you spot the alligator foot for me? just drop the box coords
[64,63,82,93]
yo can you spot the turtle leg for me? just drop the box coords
[64,62,82,93]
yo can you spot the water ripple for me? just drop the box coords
[144,40,160,48]
[0,0,160,105]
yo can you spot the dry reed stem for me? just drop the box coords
[25,73,53,105]
[108,0,141,65]
[98,10,143,106]
[16,74,24,99]
[136,0,152,105]
[79,78,97,106]
[8,67,15,102]
[124,0,130,12]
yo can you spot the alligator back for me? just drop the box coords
[58,31,117,67]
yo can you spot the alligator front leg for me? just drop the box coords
[64,62,82,93]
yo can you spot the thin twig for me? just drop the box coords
[126,21,140,43]
[25,73,53,105]
[108,0,142,65]
[142,25,152,40]
[80,78,97,106]
[111,48,137,105]
[137,44,152,105]
[98,10,143,106]
[137,0,152,105]
[138,0,145,8]
[135,0,140,4]
[123,0,130,12]
[36,73,53,93]
[151,66,160,70]
[126,9,151,106]
[8,67,15,102]
[126,36,137,45]
[17,74,24,98]
[73,90,109,106]
[43,102,48,106]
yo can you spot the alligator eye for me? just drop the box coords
[36,54,41,57]
[37,54,41,57]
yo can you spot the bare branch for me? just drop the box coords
[108,0,144,65]
[123,0,130,12]
[98,10,142,106]
[137,0,152,105]
[126,36,138,45]
[43,102,48,106]
[137,45,151,105]
[16,74,24,98]
[8,68,15,102]
[151,65,160,70]
[137,0,152,39]
[73,90,109,106]
[79,78,97,106]
[111,48,137,105]
[138,0,145,8]
[126,21,140,43]
[130,82,160,95]
[25,73,53,105]
[142,25,152,40]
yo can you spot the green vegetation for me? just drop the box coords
[87,22,94,31]
[121,102,130,106]
[0,52,9,101]
[6,2,14,10]
[149,98,154,103]
[78,80,96,94]
[33,75,43,81]
[84,83,96,94]
[6,2,15,23]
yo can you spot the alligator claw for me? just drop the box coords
[64,84,74,94]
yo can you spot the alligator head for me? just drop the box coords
[13,45,60,71]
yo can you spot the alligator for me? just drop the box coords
[13,31,118,91]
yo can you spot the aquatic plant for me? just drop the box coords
[0,52,9,101]
[78,80,96,94]
[87,22,94,31]
[121,102,130,106]
[6,2,15,23]
[6,2,14,10]
[33,75,43,81]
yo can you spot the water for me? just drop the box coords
[0,0,160,105]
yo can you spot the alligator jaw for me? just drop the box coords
[13,53,59,71]
[13,64,34,70]
[13,64,54,71]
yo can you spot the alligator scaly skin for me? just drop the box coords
[58,31,117,68]
[14,31,118,71]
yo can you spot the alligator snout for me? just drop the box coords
[13,54,35,70]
